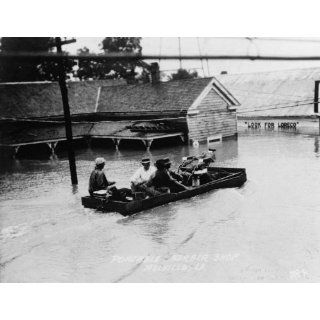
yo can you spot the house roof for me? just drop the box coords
[0,79,125,119]
[97,77,238,114]
[0,76,238,120]
[217,67,320,117]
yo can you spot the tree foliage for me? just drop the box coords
[0,37,75,82]
[75,37,149,82]
[0,37,149,83]
[169,68,198,81]
[76,46,112,81]
[101,37,142,54]
[101,37,143,81]
[76,47,98,80]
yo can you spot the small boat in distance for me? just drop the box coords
[81,167,247,216]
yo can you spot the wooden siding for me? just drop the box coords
[187,88,237,142]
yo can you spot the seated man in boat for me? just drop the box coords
[89,157,132,201]
[163,158,183,181]
[147,159,189,193]
[163,157,192,186]
[130,158,156,194]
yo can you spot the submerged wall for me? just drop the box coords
[187,88,237,142]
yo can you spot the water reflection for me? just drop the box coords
[212,138,238,163]
[49,154,59,161]
[72,185,79,194]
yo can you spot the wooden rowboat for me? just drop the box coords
[81,166,247,216]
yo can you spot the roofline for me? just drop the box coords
[0,79,125,86]
[217,66,320,77]
[211,77,241,106]
[187,77,240,113]
[187,78,215,112]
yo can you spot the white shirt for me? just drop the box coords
[130,166,156,185]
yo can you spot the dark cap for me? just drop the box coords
[163,157,171,165]
[203,157,214,164]
[155,159,166,169]
[141,158,150,164]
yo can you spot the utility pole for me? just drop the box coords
[55,37,78,185]
[178,37,182,69]
[314,80,320,135]
[314,81,319,113]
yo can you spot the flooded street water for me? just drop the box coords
[1,130,320,282]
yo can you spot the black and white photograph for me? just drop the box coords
[2,35,320,283]
[1,1,320,318]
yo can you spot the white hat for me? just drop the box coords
[95,157,106,165]
[182,157,187,161]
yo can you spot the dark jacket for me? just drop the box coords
[88,169,110,195]
[148,169,187,193]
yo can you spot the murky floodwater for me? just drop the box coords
[1,130,320,282]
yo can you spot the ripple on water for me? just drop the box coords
[0,224,30,241]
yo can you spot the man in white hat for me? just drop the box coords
[130,158,156,193]
[88,157,115,196]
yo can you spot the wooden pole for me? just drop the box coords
[314,80,319,113]
[178,37,182,69]
[55,37,78,185]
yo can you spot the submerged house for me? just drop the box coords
[0,65,240,154]
[95,70,240,144]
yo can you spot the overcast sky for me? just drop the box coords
[66,37,320,76]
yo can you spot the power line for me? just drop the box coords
[237,100,316,114]
[161,67,203,73]
[246,37,320,44]
[230,87,313,100]
[4,52,320,61]
[196,37,206,77]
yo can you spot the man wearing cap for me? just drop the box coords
[89,157,131,201]
[147,158,189,193]
[130,158,156,193]
[89,157,115,196]
[163,157,184,182]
